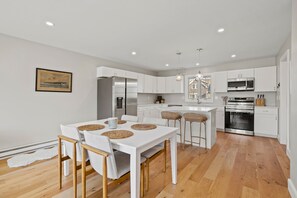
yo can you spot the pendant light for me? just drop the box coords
[176,52,183,81]
[195,48,203,81]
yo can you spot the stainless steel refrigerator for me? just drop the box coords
[97,77,137,119]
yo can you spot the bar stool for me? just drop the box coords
[183,113,208,148]
[161,111,183,143]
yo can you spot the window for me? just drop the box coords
[185,74,213,103]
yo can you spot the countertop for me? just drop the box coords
[158,106,217,112]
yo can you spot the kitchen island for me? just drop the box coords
[138,105,217,149]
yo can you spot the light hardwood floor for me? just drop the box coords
[0,132,290,198]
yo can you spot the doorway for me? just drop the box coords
[279,49,290,153]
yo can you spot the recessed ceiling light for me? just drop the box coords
[196,62,200,66]
[217,28,225,33]
[45,21,54,27]
[231,54,237,58]
[165,64,169,67]
[131,51,137,55]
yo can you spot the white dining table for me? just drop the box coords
[63,119,178,198]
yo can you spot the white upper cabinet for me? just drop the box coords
[125,71,138,79]
[97,66,137,79]
[227,69,254,79]
[144,75,156,93]
[97,66,121,77]
[214,71,227,92]
[254,66,277,92]
[137,74,144,93]
[156,77,166,93]
[165,76,184,93]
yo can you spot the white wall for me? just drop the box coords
[0,34,154,151]
[289,0,297,194]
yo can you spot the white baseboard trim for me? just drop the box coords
[287,148,291,160]
[0,140,57,160]
[289,179,297,198]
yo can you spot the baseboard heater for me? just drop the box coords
[0,139,57,159]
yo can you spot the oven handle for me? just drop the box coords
[225,109,254,113]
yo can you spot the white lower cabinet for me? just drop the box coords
[216,107,225,131]
[254,107,278,138]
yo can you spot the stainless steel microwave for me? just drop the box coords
[227,78,254,92]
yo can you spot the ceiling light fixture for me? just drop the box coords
[45,21,54,27]
[175,52,183,81]
[165,64,169,67]
[131,51,137,55]
[231,54,236,58]
[195,48,204,81]
[217,28,225,33]
[196,63,200,66]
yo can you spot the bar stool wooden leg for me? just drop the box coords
[178,119,182,144]
[199,122,202,146]
[190,122,193,146]
[184,120,187,144]
[204,122,207,149]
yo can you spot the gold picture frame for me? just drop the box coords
[35,68,72,92]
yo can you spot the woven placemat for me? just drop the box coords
[77,124,105,131]
[104,120,127,125]
[101,130,134,139]
[131,124,157,130]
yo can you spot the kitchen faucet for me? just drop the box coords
[197,96,202,104]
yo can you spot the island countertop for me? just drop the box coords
[158,106,217,112]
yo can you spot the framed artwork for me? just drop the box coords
[35,68,72,92]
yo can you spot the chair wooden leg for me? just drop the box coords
[164,141,167,173]
[145,160,150,191]
[82,148,87,198]
[103,157,108,198]
[141,163,144,197]
[58,138,62,189]
[73,143,77,198]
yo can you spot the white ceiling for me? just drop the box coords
[0,0,291,71]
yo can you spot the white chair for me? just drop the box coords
[58,125,91,198]
[81,131,146,198]
[121,114,138,122]
[141,117,167,191]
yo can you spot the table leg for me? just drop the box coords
[130,150,141,198]
[170,135,177,184]
[63,143,69,176]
